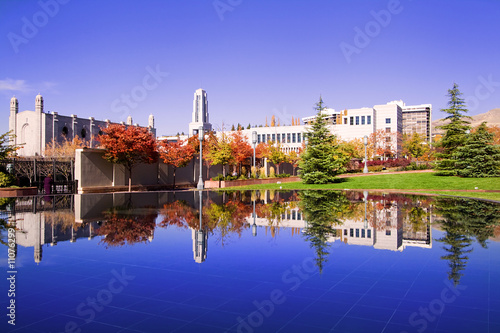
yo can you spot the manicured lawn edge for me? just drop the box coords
[215,172,500,202]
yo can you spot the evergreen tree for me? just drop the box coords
[435,83,471,175]
[299,97,348,184]
[454,122,500,177]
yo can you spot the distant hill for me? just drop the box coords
[432,108,500,135]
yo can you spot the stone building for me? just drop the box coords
[9,94,155,157]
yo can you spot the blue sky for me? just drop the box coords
[1,0,499,136]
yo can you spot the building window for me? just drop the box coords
[356,229,360,237]
[297,133,301,143]
[81,128,87,139]
[350,117,354,125]
[272,134,275,142]
[386,118,391,124]
[344,117,348,124]
[386,230,391,236]
[361,116,365,125]
[361,229,365,238]
[297,212,301,220]
[292,133,296,143]
[292,211,296,220]
[344,229,347,236]
[62,126,68,136]
[386,136,391,142]
[287,133,291,143]
[282,133,286,143]
[350,229,354,237]
[367,230,371,238]
[356,116,360,125]
[386,127,391,133]
[258,134,261,143]
[386,220,391,226]
[367,116,371,124]
[277,134,281,143]
[267,134,271,142]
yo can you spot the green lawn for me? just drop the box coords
[222,172,500,202]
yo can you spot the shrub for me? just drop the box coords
[251,166,258,179]
[0,172,15,187]
[241,166,247,177]
[435,170,456,176]
[368,165,384,172]
[269,167,275,178]
[276,173,291,178]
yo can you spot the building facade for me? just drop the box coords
[9,94,156,157]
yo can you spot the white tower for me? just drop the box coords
[148,114,155,128]
[126,115,133,125]
[9,96,18,145]
[35,93,43,113]
[189,88,212,136]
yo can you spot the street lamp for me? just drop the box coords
[363,135,368,174]
[363,190,368,229]
[252,198,257,237]
[197,126,204,190]
[252,131,257,169]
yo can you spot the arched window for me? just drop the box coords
[81,128,87,139]
[62,126,69,137]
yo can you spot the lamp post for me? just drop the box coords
[197,126,204,190]
[363,190,368,229]
[363,135,368,174]
[252,131,257,169]
[252,198,257,237]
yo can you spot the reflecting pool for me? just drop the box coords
[1,191,499,333]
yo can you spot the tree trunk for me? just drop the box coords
[173,168,176,189]
[128,165,132,192]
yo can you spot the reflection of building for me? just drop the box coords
[9,95,156,156]
[12,210,99,263]
[192,229,208,263]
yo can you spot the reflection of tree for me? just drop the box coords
[435,197,500,285]
[159,201,197,229]
[97,211,157,248]
[205,200,251,246]
[299,190,350,273]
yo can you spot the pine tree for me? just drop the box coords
[435,83,471,175]
[299,97,348,184]
[454,122,500,177]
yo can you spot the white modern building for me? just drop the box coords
[9,94,156,157]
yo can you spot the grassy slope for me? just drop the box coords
[222,172,500,201]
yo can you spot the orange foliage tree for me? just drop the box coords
[158,139,195,188]
[230,130,252,174]
[97,124,158,191]
[97,211,157,248]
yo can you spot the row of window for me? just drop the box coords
[345,115,372,126]
[346,228,372,238]
[281,210,302,221]
[258,132,302,144]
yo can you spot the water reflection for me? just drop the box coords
[2,191,499,284]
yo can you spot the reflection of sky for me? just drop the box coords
[1,218,499,332]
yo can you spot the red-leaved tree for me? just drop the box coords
[97,124,158,192]
[158,139,195,189]
[230,130,252,175]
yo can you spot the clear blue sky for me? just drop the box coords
[1,0,499,136]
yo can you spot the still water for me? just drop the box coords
[1,190,499,333]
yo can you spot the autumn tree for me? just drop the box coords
[97,211,157,248]
[230,130,252,175]
[98,124,158,191]
[158,139,195,188]
[287,149,301,176]
[402,132,430,161]
[267,144,288,174]
[208,132,234,177]
[299,97,348,184]
[435,83,471,175]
